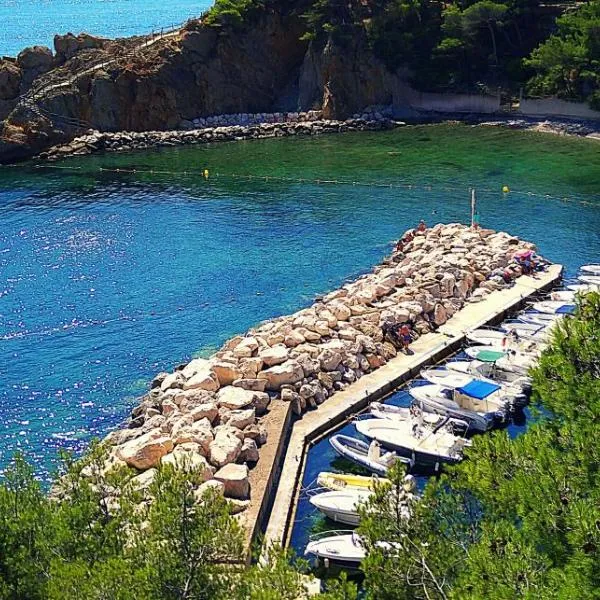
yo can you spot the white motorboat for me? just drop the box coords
[466,328,508,346]
[422,367,526,402]
[531,300,576,315]
[369,402,469,432]
[566,283,599,293]
[500,320,549,342]
[305,532,398,568]
[580,264,600,275]
[518,311,562,328]
[411,377,510,426]
[446,360,532,394]
[309,489,373,526]
[355,418,468,467]
[465,346,537,375]
[329,434,410,476]
[549,290,576,302]
[578,274,600,285]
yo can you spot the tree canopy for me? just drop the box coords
[358,292,600,598]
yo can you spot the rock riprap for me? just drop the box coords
[102,223,540,507]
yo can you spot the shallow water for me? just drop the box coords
[0,124,599,482]
[0,0,212,57]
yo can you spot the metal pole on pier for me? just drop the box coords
[470,188,477,228]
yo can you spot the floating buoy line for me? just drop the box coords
[8,162,598,208]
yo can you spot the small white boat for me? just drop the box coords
[305,532,398,567]
[566,283,599,293]
[355,418,468,467]
[447,360,532,394]
[309,489,373,526]
[518,311,562,327]
[580,264,600,275]
[531,301,576,315]
[549,290,576,302]
[464,346,536,376]
[369,402,469,432]
[578,274,600,285]
[466,328,508,346]
[329,434,410,476]
[500,320,549,342]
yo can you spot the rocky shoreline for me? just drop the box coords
[39,115,400,160]
[99,223,542,512]
[36,110,600,162]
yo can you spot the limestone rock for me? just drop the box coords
[221,408,255,430]
[259,344,288,366]
[214,463,250,499]
[217,386,255,409]
[318,348,342,371]
[189,402,218,423]
[161,443,214,480]
[239,437,259,463]
[194,479,225,503]
[171,417,213,453]
[212,360,242,386]
[209,427,243,468]
[117,431,174,470]
[232,378,267,392]
[257,360,304,390]
[183,365,220,392]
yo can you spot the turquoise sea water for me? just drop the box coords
[0,124,599,481]
[0,0,212,57]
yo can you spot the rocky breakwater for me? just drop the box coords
[40,115,399,160]
[99,223,539,517]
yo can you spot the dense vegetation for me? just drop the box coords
[205,0,600,106]
[358,291,600,598]
[1,293,598,598]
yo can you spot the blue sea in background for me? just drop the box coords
[0,0,213,57]
[0,125,599,486]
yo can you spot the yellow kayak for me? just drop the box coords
[317,471,389,491]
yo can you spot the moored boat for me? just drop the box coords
[317,471,389,491]
[446,360,532,394]
[580,264,600,275]
[531,300,576,315]
[305,532,398,568]
[355,418,468,467]
[309,488,373,526]
[410,380,506,431]
[369,401,469,432]
[329,434,410,476]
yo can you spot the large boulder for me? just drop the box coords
[221,408,255,430]
[161,443,214,480]
[171,418,214,454]
[259,344,288,366]
[188,402,218,423]
[212,360,242,386]
[53,32,107,63]
[182,364,219,392]
[257,360,304,391]
[209,426,243,468]
[217,386,255,410]
[318,348,343,371]
[16,45,53,72]
[0,61,21,100]
[117,430,174,470]
[214,463,250,499]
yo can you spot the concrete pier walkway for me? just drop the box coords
[260,264,563,548]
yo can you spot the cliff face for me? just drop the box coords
[0,10,409,163]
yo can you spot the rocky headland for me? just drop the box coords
[97,223,541,517]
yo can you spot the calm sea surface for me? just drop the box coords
[0,0,212,57]
[0,124,599,484]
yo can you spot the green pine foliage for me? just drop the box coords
[358,292,600,598]
[525,0,600,108]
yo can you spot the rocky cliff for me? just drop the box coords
[0,6,413,163]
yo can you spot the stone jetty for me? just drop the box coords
[100,223,539,511]
[39,115,399,160]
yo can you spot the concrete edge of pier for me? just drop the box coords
[247,263,563,551]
